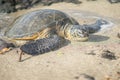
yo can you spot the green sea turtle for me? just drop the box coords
[0,9,109,61]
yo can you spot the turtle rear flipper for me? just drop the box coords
[0,39,15,54]
[19,35,66,61]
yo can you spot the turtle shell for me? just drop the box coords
[5,9,79,39]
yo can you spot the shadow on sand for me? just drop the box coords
[88,34,109,42]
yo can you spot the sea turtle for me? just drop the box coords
[0,9,109,61]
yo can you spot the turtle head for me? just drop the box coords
[67,25,89,41]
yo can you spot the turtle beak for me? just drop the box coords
[76,37,89,42]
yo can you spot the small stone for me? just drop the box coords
[74,76,79,79]
[86,50,96,55]
[46,65,49,67]
[57,52,64,56]
[117,33,120,38]
[117,71,120,75]
[47,61,50,63]
[105,75,111,80]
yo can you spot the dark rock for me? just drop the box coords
[0,2,16,13]
[0,0,82,13]
[87,0,97,1]
[80,74,95,80]
[108,0,120,3]
[74,76,79,79]
[17,0,33,10]
[101,50,117,60]
[40,0,82,6]
[0,0,17,13]
[117,33,120,38]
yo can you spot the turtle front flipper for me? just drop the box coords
[19,35,66,61]
[82,19,109,34]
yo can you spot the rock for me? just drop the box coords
[79,74,95,80]
[101,50,117,60]
[85,50,96,55]
[0,2,16,13]
[108,0,120,3]
[117,33,120,38]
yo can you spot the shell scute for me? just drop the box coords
[5,9,79,40]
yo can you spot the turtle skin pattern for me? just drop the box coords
[20,35,65,55]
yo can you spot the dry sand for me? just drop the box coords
[0,0,120,80]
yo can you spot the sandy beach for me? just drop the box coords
[0,0,120,80]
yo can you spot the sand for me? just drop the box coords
[0,0,120,80]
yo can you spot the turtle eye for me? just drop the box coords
[102,20,108,24]
[97,19,108,25]
[77,29,89,37]
[77,30,84,37]
[78,30,82,34]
